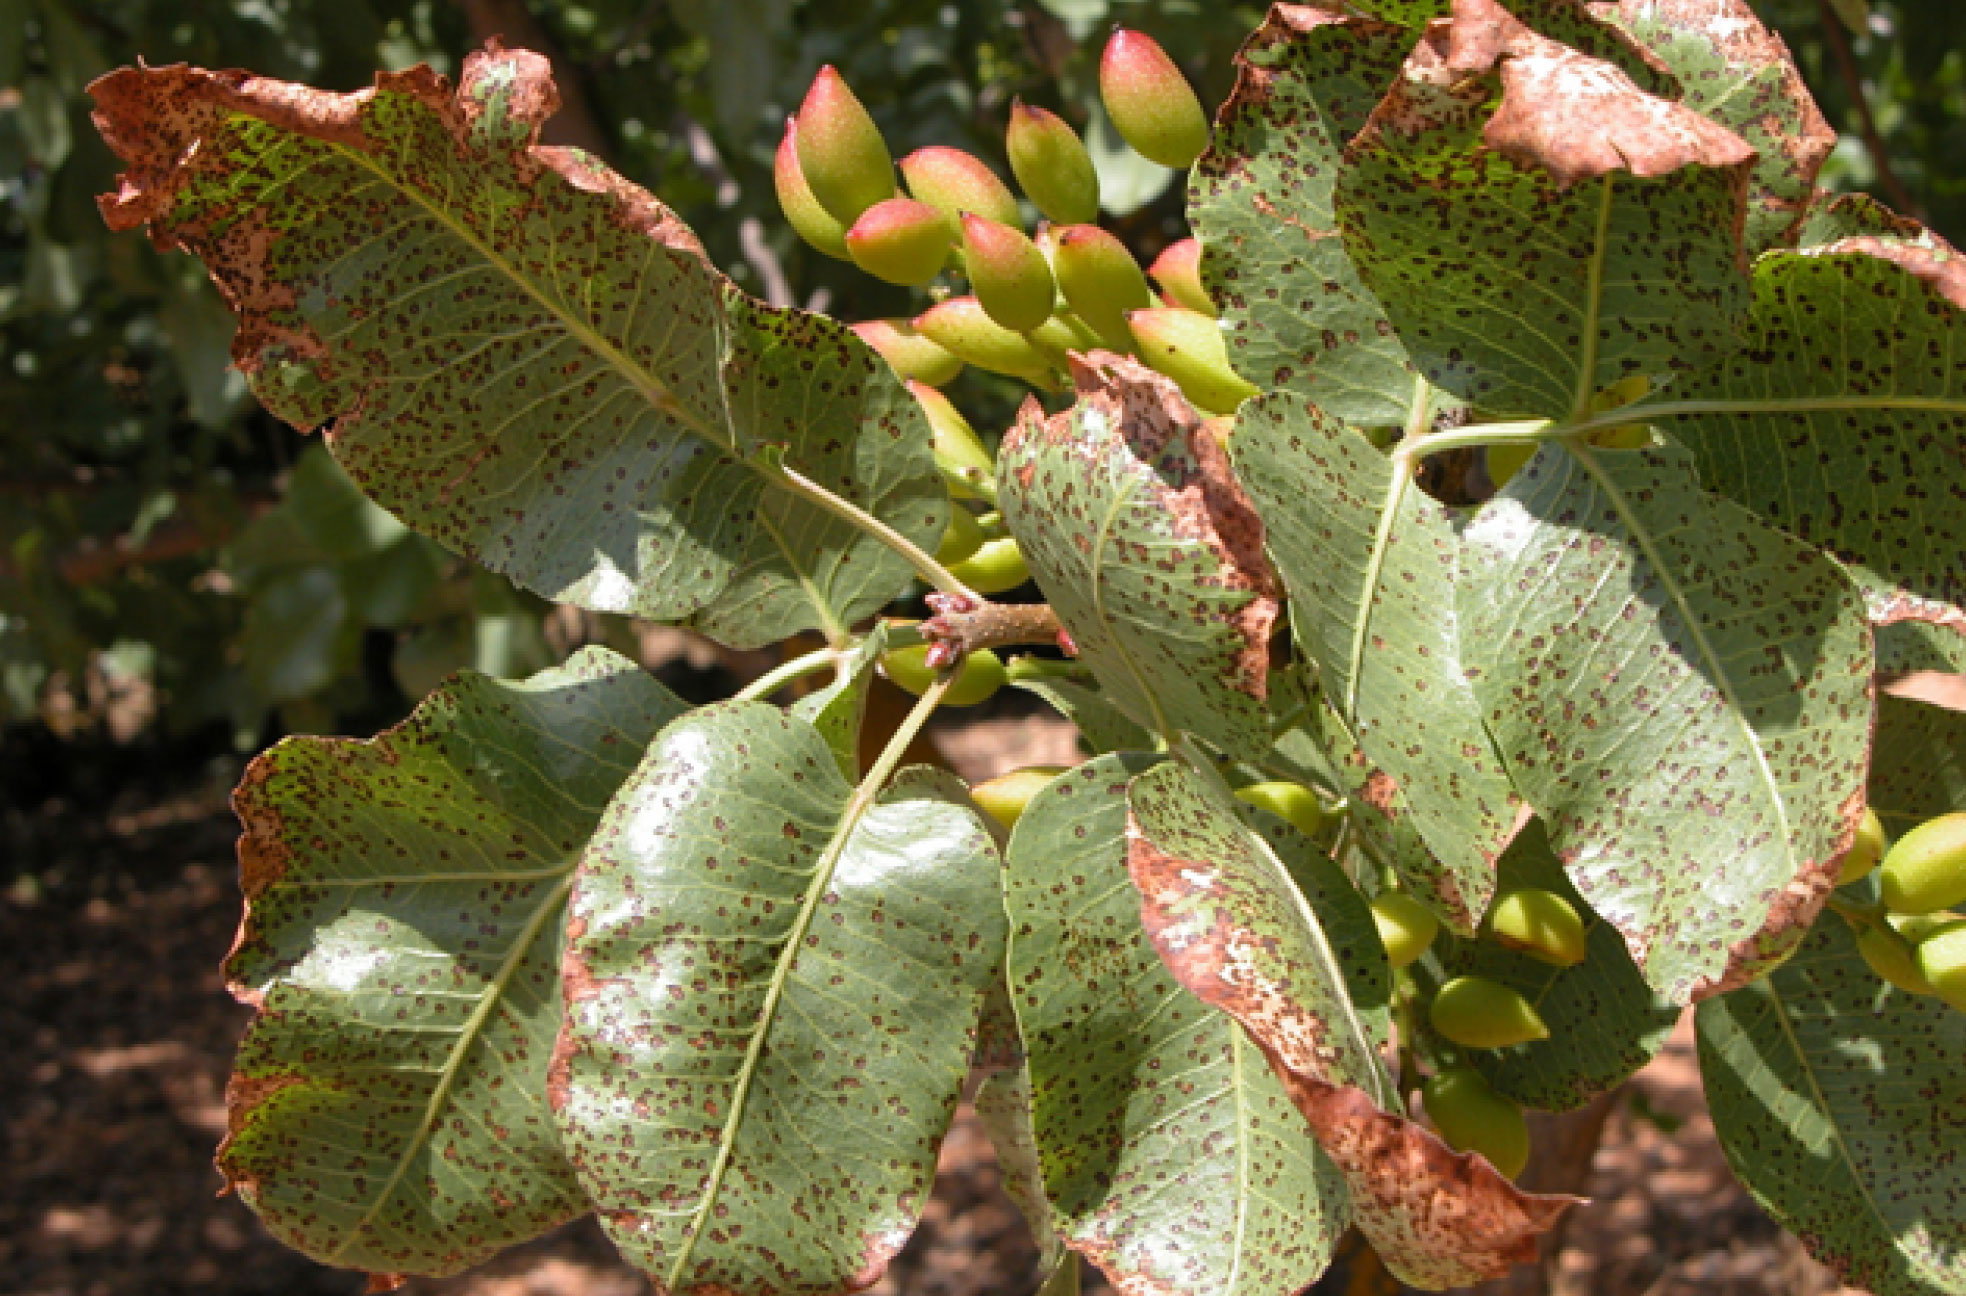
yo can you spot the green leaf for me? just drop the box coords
[1124,760,1574,1289]
[971,1063,1069,1281]
[1870,693,1966,836]
[1458,442,1874,1002]
[1233,393,1518,931]
[1191,8,1416,426]
[220,646,686,1277]
[91,50,945,649]
[1598,0,1833,253]
[1009,674,1155,756]
[552,705,1006,1293]
[1696,917,1966,1295]
[238,564,351,705]
[996,355,1280,758]
[1667,248,1966,628]
[788,623,888,778]
[1335,15,1754,418]
[1004,754,1350,1295]
[1439,821,1678,1110]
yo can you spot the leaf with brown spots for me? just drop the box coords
[1005,754,1353,1295]
[89,47,945,649]
[551,708,1005,1294]
[220,646,687,1279]
[1336,0,1755,418]
[1869,692,1966,836]
[996,353,1280,760]
[1124,761,1575,1290]
[1234,392,1520,932]
[1665,247,1966,640]
[1458,441,1875,1002]
[1697,916,1966,1295]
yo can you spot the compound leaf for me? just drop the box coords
[552,705,1004,1294]
[220,645,686,1279]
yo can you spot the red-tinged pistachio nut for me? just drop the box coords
[1912,918,1966,1011]
[1006,99,1101,225]
[794,65,895,223]
[906,379,996,502]
[914,296,1059,386]
[1126,307,1259,415]
[1839,806,1889,886]
[1423,1069,1531,1179]
[851,319,964,387]
[881,643,1008,707]
[1148,237,1213,316]
[774,117,852,261]
[948,536,1029,595]
[962,215,1057,333]
[1370,892,1440,971]
[900,146,1022,229]
[972,766,1071,831]
[1052,224,1154,350]
[1856,923,1938,996]
[1881,812,1966,915]
[845,198,956,286]
[1430,975,1550,1049]
[1099,28,1210,169]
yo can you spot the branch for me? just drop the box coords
[1816,0,1923,220]
[919,595,1068,664]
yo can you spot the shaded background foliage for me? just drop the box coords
[0,0,1956,754]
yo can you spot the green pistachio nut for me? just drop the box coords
[947,536,1030,595]
[1838,806,1889,886]
[845,198,956,286]
[881,643,1007,707]
[1856,923,1938,996]
[1894,911,1965,942]
[1422,1068,1531,1179]
[962,215,1057,333]
[793,65,895,224]
[937,506,985,566]
[1148,237,1214,316]
[851,318,964,386]
[1486,442,1536,488]
[1880,812,1966,914]
[1006,99,1101,226]
[1370,892,1440,971]
[1024,313,1098,366]
[900,146,1022,229]
[1913,918,1966,1011]
[1233,780,1323,838]
[1098,28,1211,170]
[972,765,1071,831]
[906,380,996,501]
[1486,888,1588,968]
[1052,224,1155,351]
[773,117,852,261]
[1126,307,1260,415]
[1430,975,1550,1050]
[914,296,1058,386]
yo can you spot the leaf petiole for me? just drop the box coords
[735,646,846,702]
[774,461,982,602]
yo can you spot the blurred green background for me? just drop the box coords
[1,0,1959,773]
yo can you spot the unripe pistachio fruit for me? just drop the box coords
[1486,888,1588,968]
[1893,911,1964,943]
[947,536,1030,595]
[1880,812,1966,914]
[937,507,985,566]
[794,65,896,224]
[962,215,1057,333]
[971,766,1071,831]
[1913,918,1966,1011]
[1486,442,1536,489]
[1148,238,1214,316]
[1099,29,1211,170]
[1025,313,1101,366]
[1052,224,1155,350]
[846,198,956,286]
[852,319,964,386]
[774,117,853,260]
[881,643,1007,707]
[1856,923,1938,996]
[900,146,1022,229]
[1234,780,1323,838]
[906,380,996,501]
[1838,806,1889,886]
[1423,1068,1531,1179]
[1006,100,1101,225]
[1126,307,1260,415]
[1430,975,1550,1049]
[914,297,1058,386]
[1370,892,1440,971]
